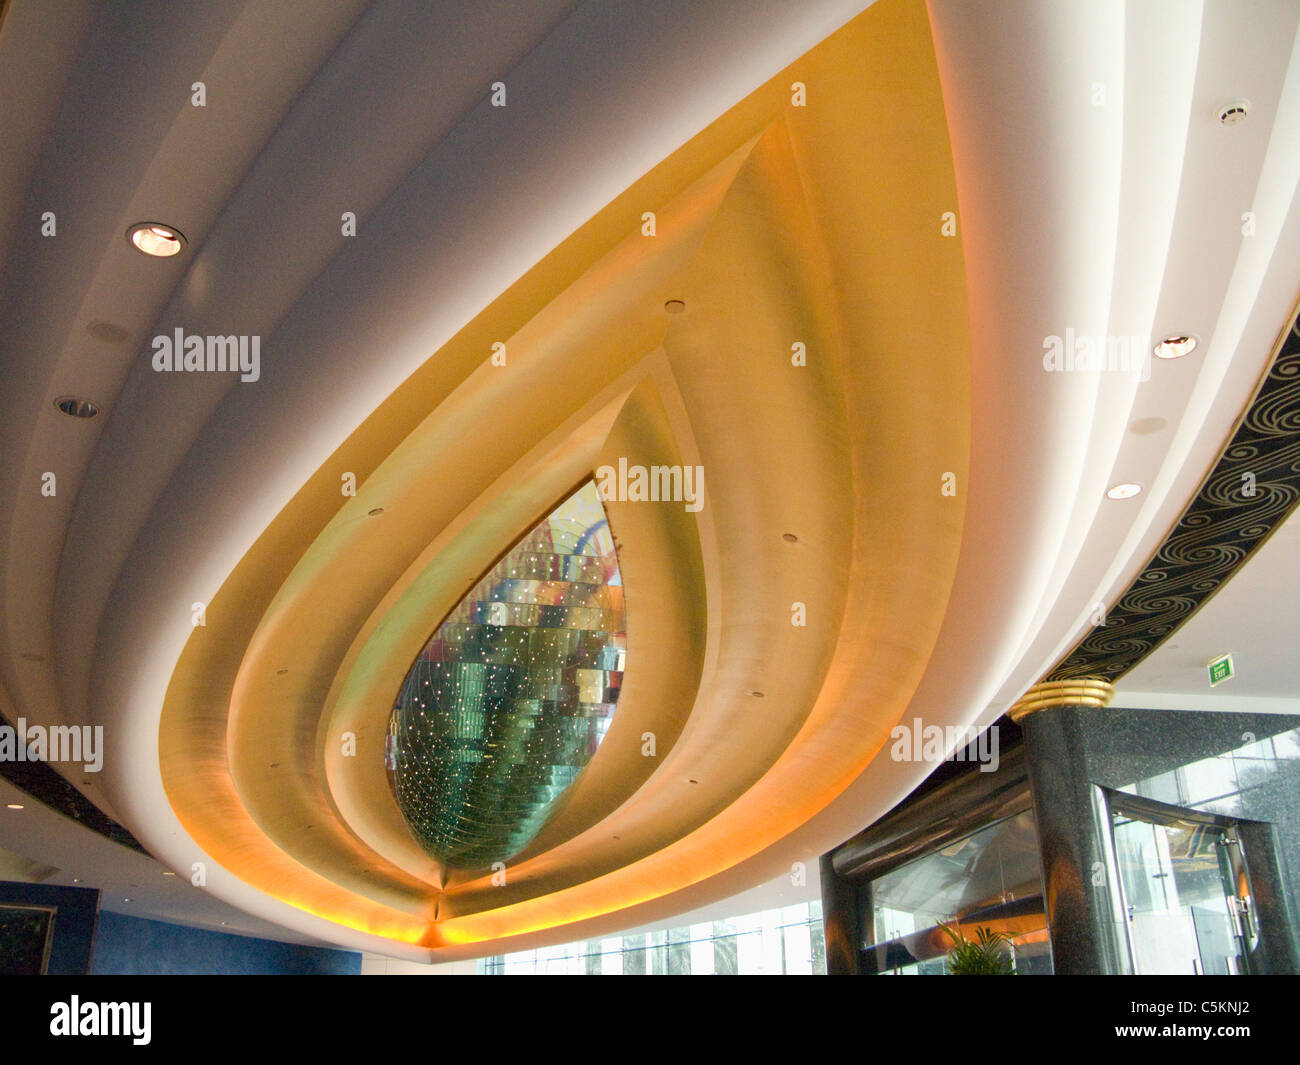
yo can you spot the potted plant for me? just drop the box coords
[937,922,1017,975]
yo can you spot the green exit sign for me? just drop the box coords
[1208,653,1235,687]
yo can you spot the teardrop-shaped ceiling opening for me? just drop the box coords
[387,480,626,869]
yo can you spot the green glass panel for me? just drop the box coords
[386,481,625,869]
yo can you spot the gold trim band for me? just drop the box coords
[1008,678,1115,722]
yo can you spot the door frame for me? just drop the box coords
[1106,789,1254,974]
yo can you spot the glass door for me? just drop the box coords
[1111,810,1251,975]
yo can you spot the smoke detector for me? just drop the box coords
[1216,99,1249,126]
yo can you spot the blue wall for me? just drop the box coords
[91,911,361,975]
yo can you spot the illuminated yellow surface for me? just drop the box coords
[159,0,970,952]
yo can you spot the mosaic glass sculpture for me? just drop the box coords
[387,481,625,869]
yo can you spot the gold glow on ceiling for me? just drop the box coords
[156,0,970,955]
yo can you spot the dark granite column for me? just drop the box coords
[1011,680,1132,975]
[820,853,862,975]
[1237,821,1300,974]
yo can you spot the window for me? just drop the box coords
[478,901,826,975]
[863,809,1051,975]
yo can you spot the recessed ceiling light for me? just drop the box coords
[1107,482,1142,500]
[751,691,765,698]
[782,533,798,543]
[54,396,99,419]
[72,878,82,883]
[19,652,44,662]
[664,299,686,314]
[163,871,176,877]
[368,507,384,516]
[1129,416,1168,435]
[87,321,130,343]
[6,803,23,810]
[1154,335,1197,360]
[127,222,186,257]
[123,897,132,903]
[1217,99,1249,126]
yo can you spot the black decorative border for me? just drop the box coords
[0,737,148,855]
[1050,307,1300,682]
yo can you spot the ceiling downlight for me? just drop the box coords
[127,222,186,257]
[54,396,99,419]
[1154,335,1198,360]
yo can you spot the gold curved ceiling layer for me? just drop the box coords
[159,0,970,952]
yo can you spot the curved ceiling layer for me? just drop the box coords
[1,0,1297,959]
[155,0,967,953]
[933,0,1300,722]
[1049,309,1300,684]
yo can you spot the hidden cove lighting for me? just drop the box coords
[127,222,186,257]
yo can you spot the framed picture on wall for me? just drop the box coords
[0,904,56,975]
